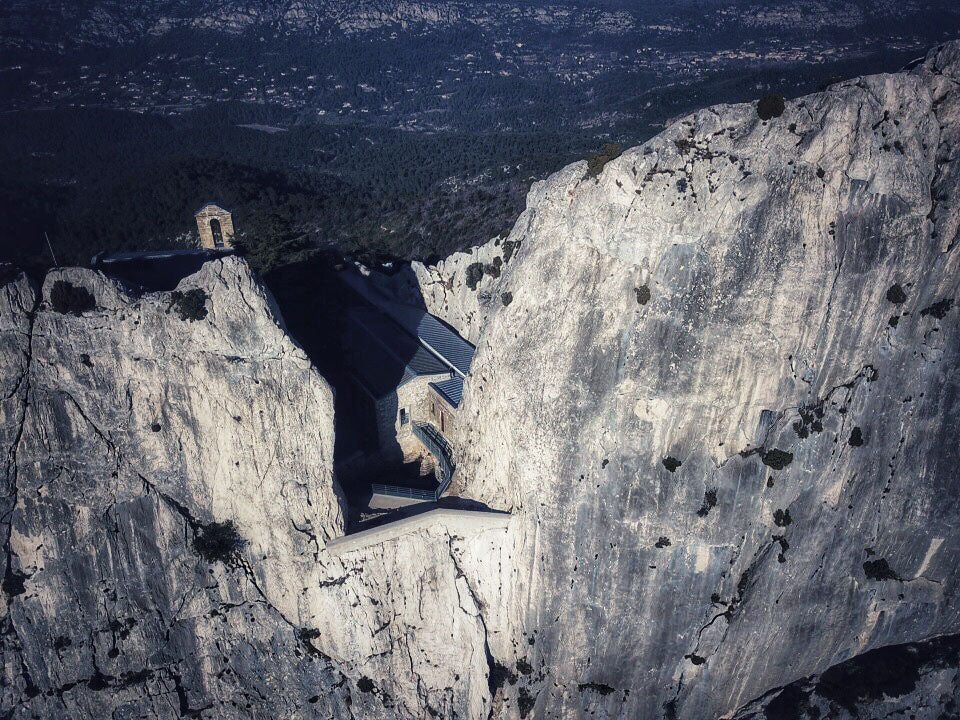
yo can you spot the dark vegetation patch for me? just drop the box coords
[792,404,824,438]
[501,240,520,264]
[773,509,792,527]
[501,292,513,306]
[170,288,209,321]
[578,682,616,695]
[2,569,29,597]
[357,676,376,693]
[685,653,706,665]
[655,536,671,549]
[586,143,622,178]
[53,635,72,651]
[193,520,246,564]
[886,283,907,304]
[489,661,517,693]
[80,353,93,367]
[919,298,953,320]
[761,449,793,470]
[757,93,786,120]
[465,262,485,291]
[888,315,899,327]
[662,456,682,473]
[848,427,864,447]
[697,489,718,517]
[50,280,96,315]
[863,558,900,581]
[518,687,536,718]
[516,659,533,675]
[634,285,651,305]
[151,423,162,432]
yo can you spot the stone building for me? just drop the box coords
[339,270,473,460]
[195,203,235,249]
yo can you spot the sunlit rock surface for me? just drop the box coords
[0,258,509,719]
[446,41,960,718]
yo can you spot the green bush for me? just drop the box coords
[170,288,209,321]
[757,94,785,121]
[193,520,245,563]
[586,142,623,178]
[465,262,484,291]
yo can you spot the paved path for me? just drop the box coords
[326,508,510,555]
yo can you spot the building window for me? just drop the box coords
[399,408,408,425]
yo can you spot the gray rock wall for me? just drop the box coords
[0,258,510,719]
[450,42,960,718]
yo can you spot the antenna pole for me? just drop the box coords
[44,231,59,266]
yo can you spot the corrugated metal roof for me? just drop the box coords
[345,307,450,398]
[430,377,464,408]
[339,270,476,377]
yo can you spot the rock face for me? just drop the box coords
[0,258,510,719]
[4,41,960,720]
[443,42,960,718]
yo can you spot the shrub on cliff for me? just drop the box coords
[586,143,623,178]
[50,280,96,315]
[193,520,246,563]
[170,288,209,321]
[465,262,485,291]
[757,93,786,120]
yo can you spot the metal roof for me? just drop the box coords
[345,307,451,398]
[430,377,464,408]
[339,270,476,378]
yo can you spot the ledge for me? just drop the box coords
[325,508,511,555]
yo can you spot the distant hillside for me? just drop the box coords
[1,0,958,273]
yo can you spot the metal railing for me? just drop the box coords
[370,483,435,501]
[370,422,455,503]
[413,422,454,500]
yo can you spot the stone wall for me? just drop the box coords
[194,204,235,249]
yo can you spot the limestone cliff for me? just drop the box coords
[0,258,510,719]
[444,41,960,718]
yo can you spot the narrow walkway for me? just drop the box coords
[326,507,510,555]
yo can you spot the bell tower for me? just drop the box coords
[194,203,235,250]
